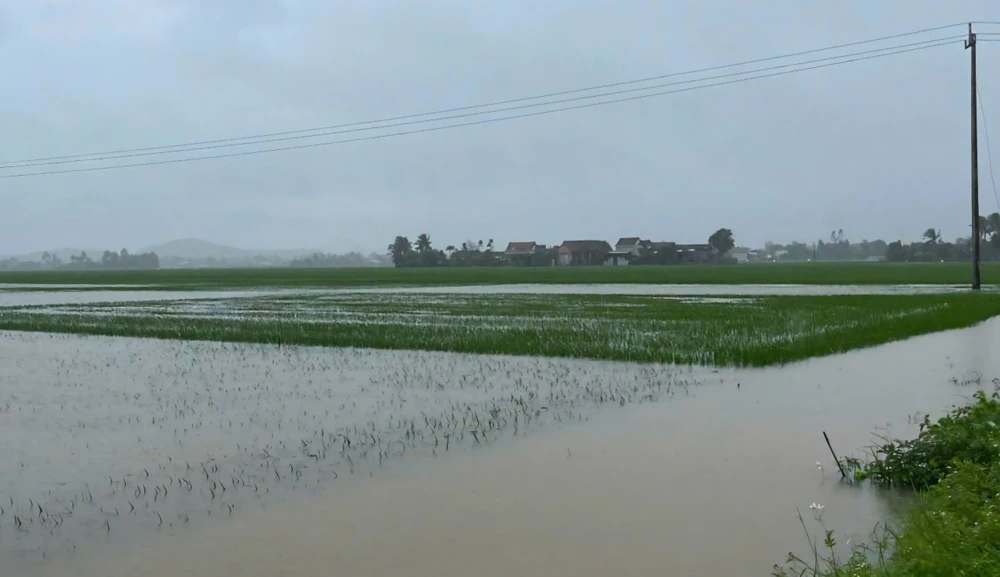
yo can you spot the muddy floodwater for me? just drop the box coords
[0,283,987,310]
[3,318,999,576]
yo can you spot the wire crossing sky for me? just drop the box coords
[0,23,973,170]
[0,34,967,177]
[1,1,999,255]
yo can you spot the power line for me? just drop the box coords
[0,35,964,170]
[0,39,958,179]
[0,22,970,168]
[976,85,1000,214]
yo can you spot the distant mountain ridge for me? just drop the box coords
[138,239,319,260]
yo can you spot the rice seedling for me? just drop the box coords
[0,331,699,561]
[2,292,1000,366]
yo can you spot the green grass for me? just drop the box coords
[3,293,1000,366]
[0,261,997,289]
[775,390,1000,577]
[850,390,1000,489]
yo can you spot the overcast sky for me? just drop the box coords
[1,1,999,255]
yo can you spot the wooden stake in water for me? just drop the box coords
[823,431,848,479]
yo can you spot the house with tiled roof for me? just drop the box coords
[503,241,550,266]
[557,240,613,266]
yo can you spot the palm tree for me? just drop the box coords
[923,228,941,245]
[415,233,432,253]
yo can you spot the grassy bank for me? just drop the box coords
[3,293,1000,366]
[775,389,1000,576]
[0,261,997,289]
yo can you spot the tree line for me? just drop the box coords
[761,215,1000,263]
[0,249,160,271]
[388,235,502,267]
[762,230,889,262]
[290,251,390,268]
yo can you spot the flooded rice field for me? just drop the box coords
[4,315,1000,576]
[7,288,995,368]
[0,282,985,310]
[0,332,696,566]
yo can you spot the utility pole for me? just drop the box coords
[967,23,981,290]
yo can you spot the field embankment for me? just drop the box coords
[776,389,1000,576]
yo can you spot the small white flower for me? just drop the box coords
[809,502,825,511]
[816,461,823,470]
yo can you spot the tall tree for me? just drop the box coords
[708,228,735,256]
[388,236,412,267]
[923,228,941,245]
[988,213,1000,242]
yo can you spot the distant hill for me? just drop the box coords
[138,239,319,260]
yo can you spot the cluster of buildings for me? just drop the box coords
[502,238,716,267]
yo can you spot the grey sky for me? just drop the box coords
[1,0,999,255]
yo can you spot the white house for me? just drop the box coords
[606,237,649,266]
[614,237,646,256]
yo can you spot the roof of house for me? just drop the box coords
[560,240,613,252]
[504,241,537,254]
[616,237,641,246]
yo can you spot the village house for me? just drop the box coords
[675,243,715,264]
[503,241,549,266]
[557,240,612,266]
[614,237,648,255]
[605,237,651,266]
[731,249,764,263]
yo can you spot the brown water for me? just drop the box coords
[4,319,999,576]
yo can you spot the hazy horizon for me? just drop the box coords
[3,1,1000,255]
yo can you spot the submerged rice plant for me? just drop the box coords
[2,292,999,366]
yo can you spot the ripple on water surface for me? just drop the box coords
[0,331,696,563]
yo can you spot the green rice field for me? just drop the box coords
[0,261,998,289]
[3,292,999,366]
